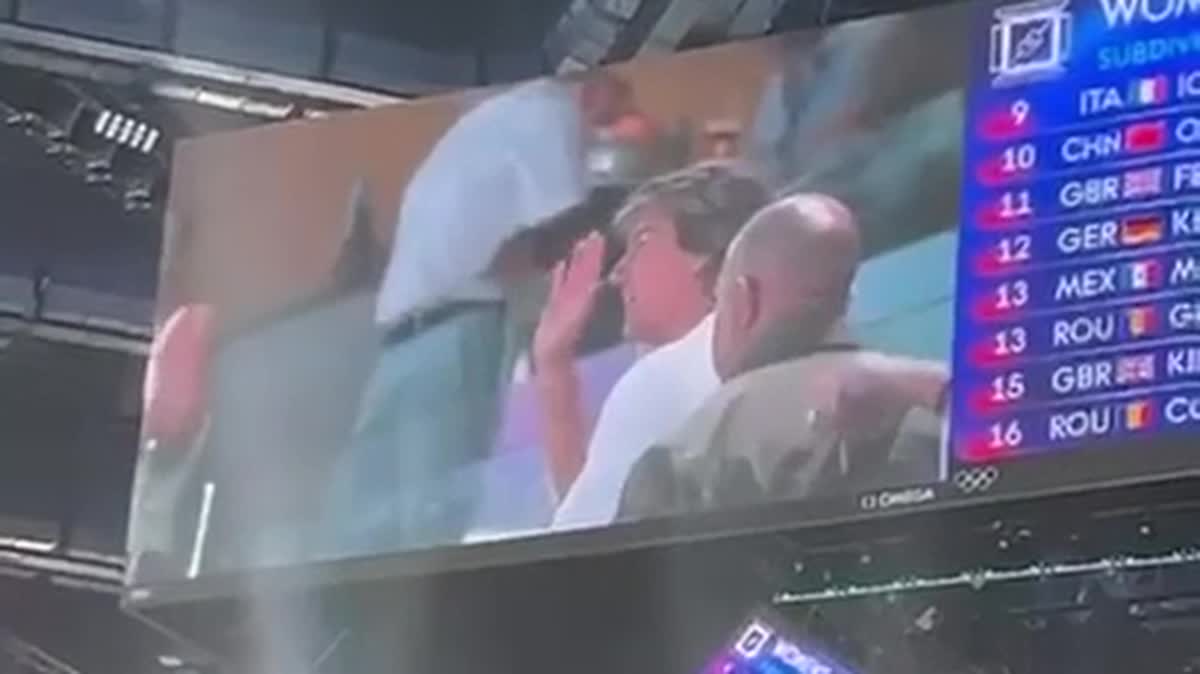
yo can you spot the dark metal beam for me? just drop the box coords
[0,22,401,107]
[638,0,787,54]
[545,0,787,70]
[728,0,787,37]
[635,0,713,55]
[545,0,650,72]
[318,0,336,81]
[160,0,179,51]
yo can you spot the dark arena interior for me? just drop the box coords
[4,0,1200,673]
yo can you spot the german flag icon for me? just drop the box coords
[1120,214,1165,247]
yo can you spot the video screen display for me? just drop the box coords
[125,0,1200,592]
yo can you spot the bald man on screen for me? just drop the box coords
[617,194,948,521]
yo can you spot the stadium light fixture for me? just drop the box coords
[91,108,160,154]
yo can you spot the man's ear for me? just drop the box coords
[736,274,761,331]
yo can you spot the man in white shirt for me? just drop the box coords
[327,75,625,552]
[532,161,772,530]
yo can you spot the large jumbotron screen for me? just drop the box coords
[125,0,1200,594]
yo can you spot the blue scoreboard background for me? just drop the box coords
[951,0,1200,467]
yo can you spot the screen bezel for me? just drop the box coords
[123,432,1200,609]
[124,0,1200,610]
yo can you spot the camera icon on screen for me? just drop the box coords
[989,0,1072,87]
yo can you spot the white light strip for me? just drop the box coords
[92,108,110,134]
[0,536,56,553]
[90,108,161,153]
[30,321,150,355]
[104,113,121,139]
[187,482,215,579]
[118,117,135,144]
[150,80,296,119]
[142,127,160,153]
[0,549,124,584]
[773,548,1200,605]
[130,122,146,149]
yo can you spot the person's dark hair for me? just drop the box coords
[613,160,772,290]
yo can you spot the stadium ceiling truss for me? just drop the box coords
[0,0,797,234]
[0,1,795,112]
[545,0,786,72]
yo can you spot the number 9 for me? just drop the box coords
[1010,99,1030,126]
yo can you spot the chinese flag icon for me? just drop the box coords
[1125,400,1153,431]
[1124,120,1168,154]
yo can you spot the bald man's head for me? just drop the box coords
[711,194,861,380]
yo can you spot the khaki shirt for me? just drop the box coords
[616,348,947,521]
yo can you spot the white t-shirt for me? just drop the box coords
[376,78,588,326]
[551,314,719,530]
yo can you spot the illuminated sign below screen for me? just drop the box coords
[703,615,856,674]
[950,0,1200,465]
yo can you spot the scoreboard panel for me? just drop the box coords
[951,0,1200,470]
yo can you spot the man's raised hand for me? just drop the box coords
[533,232,607,368]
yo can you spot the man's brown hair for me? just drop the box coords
[614,160,772,290]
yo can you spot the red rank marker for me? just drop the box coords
[976,190,1035,230]
[978,99,1037,141]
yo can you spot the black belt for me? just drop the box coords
[383,301,503,345]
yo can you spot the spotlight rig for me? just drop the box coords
[0,64,168,214]
[91,108,161,155]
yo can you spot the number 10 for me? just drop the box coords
[1001,144,1036,173]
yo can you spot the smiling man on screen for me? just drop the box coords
[535,161,772,530]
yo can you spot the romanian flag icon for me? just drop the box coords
[1120,214,1165,247]
[1125,400,1153,431]
[1125,305,1157,338]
